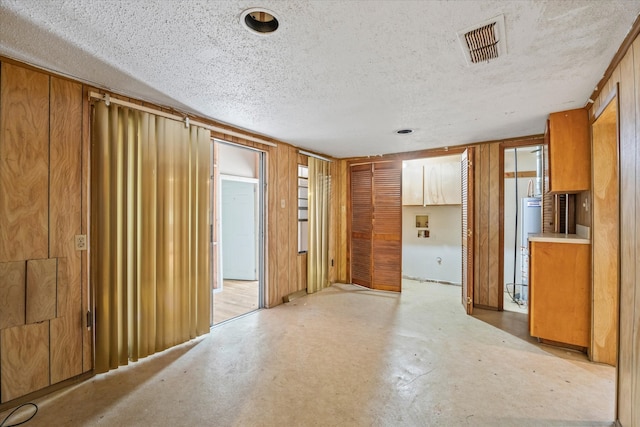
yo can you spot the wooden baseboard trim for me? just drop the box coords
[0,371,94,413]
[474,304,499,311]
[537,338,587,354]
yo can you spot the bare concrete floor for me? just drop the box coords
[1,280,615,426]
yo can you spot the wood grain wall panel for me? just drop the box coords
[337,160,349,283]
[276,144,290,300]
[0,322,50,402]
[0,63,50,262]
[266,148,278,307]
[0,261,25,330]
[49,77,82,260]
[289,146,299,295]
[50,253,83,381]
[49,77,85,384]
[633,38,640,427]
[472,142,501,310]
[591,104,619,366]
[50,312,83,384]
[473,147,481,304]
[476,145,490,306]
[615,40,636,427]
[49,76,83,319]
[328,160,337,284]
[488,143,501,308]
[25,258,57,324]
[329,159,348,284]
[0,62,88,403]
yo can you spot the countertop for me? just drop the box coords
[528,233,590,244]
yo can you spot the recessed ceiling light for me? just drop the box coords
[396,129,414,135]
[241,8,279,35]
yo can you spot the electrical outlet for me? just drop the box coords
[75,234,87,251]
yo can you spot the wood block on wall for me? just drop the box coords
[0,63,50,263]
[1,322,50,402]
[0,261,26,330]
[26,258,58,324]
[50,314,83,385]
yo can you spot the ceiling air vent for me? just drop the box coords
[457,14,506,66]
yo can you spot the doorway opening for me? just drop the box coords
[400,154,463,289]
[502,145,542,314]
[212,141,265,324]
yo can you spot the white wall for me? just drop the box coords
[402,205,462,284]
[217,142,258,178]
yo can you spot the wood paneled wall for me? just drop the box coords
[0,61,90,405]
[590,34,640,427]
[473,143,501,309]
[266,143,300,307]
[331,159,349,283]
[591,100,619,366]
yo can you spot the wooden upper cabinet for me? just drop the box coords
[423,157,461,205]
[402,155,461,206]
[439,161,462,204]
[546,108,590,193]
[401,161,423,205]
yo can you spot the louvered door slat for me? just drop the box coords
[350,164,372,286]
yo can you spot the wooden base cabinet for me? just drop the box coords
[529,240,590,348]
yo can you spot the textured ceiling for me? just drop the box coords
[1,1,639,158]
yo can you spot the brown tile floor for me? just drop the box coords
[0,280,615,426]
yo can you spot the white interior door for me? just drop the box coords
[220,179,258,280]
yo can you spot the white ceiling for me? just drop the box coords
[1,1,639,158]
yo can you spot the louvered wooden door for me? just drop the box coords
[350,162,402,292]
[461,149,474,314]
[372,162,402,291]
[350,164,373,287]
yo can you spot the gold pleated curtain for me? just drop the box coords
[307,157,331,294]
[92,101,210,374]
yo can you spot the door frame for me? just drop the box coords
[498,139,545,311]
[498,141,545,312]
[211,139,266,323]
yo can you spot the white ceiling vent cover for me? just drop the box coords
[457,14,507,66]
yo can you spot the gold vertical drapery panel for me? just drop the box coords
[92,102,210,373]
[307,157,331,294]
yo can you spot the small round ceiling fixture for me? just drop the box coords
[241,8,279,35]
[396,129,414,135]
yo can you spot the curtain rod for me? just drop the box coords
[298,149,333,162]
[89,92,277,147]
